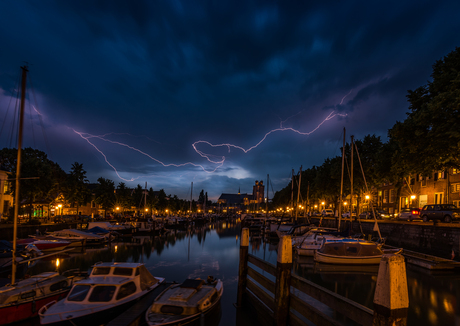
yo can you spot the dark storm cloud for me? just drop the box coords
[1,0,459,200]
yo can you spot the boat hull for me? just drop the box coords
[40,296,146,326]
[146,296,222,326]
[0,291,68,325]
[296,247,318,256]
[314,251,382,265]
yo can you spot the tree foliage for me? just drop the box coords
[390,46,460,176]
[64,162,90,215]
[94,177,116,217]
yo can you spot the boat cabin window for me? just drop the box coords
[50,280,68,292]
[92,267,111,275]
[116,282,137,300]
[20,290,36,300]
[89,286,116,302]
[113,267,133,276]
[68,285,91,302]
[160,305,184,315]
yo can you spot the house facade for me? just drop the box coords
[374,168,460,214]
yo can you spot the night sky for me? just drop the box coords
[1,1,459,201]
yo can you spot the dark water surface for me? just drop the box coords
[16,219,460,325]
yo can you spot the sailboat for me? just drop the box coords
[0,66,84,325]
[314,133,401,265]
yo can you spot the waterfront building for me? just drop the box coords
[218,180,265,213]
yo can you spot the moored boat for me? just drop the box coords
[145,276,223,326]
[17,238,71,252]
[295,229,344,256]
[314,240,401,265]
[0,270,84,325]
[46,229,106,245]
[39,262,165,325]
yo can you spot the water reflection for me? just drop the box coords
[16,220,460,326]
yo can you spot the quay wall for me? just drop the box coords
[307,218,460,259]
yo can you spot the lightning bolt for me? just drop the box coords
[72,110,346,180]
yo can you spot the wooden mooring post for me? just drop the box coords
[237,228,249,307]
[237,232,409,326]
[274,235,292,326]
[372,254,409,326]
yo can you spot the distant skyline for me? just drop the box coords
[1,1,459,201]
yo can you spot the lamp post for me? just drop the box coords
[58,204,62,218]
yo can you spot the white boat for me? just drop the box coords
[314,240,401,265]
[39,262,165,325]
[47,229,106,245]
[0,270,84,325]
[294,229,344,256]
[145,277,223,326]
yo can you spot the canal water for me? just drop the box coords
[18,219,460,325]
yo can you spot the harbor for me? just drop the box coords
[2,218,459,326]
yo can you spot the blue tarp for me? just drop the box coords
[87,226,110,234]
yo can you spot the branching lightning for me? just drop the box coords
[72,109,347,180]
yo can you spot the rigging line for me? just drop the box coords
[10,89,21,149]
[0,70,21,146]
[29,74,52,160]
[354,142,382,241]
[26,88,36,149]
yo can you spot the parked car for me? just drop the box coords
[377,210,394,219]
[342,211,357,218]
[321,209,334,217]
[397,208,422,221]
[309,211,322,217]
[420,204,460,223]
[359,211,377,219]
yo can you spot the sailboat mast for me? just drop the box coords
[144,182,147,214]
[350,135,354,227]
[266,174,269,219]
[290,169,294,219]
[296,166,302,222]
[12,65,28,285]
[190,182,193,214]
[338,128,345,231]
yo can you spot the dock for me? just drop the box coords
[237,228,410,326]
[384,245,460,270]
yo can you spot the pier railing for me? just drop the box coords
[246,254,373,326]
[237,228,409,326]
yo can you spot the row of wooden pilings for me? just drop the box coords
[236,228,410,326]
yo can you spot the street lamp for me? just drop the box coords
[58,204,62,217]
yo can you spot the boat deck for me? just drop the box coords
[106,282,173,326]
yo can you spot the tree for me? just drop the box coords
[132,184,146,215]
[64,162,90,216]
[390,47,460,176]
[146,187,158,214]
[94,177,116,218]
[0,147,65,221]
[116,182,132,215]
[198,190,205,211]
[156,189,168,213]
